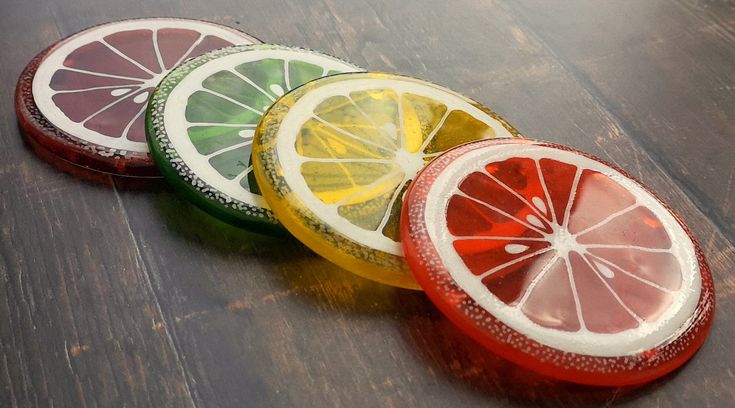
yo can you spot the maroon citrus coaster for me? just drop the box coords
[15,18,259,177]
[401,138,714,386]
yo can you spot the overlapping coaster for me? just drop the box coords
[147,45,361,233]
[253,72,520,288]
[13,12,716,387]
[400,138,715,385]
[16,18,259,177]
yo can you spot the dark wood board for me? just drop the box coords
[1,0,733,407]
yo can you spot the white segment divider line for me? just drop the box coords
[187,122,257,128]
[376,176,410,232]
[455,191,550,236]
[397,92,406,149]
[453,236,547,242]
[573,203,640,236]
[334,168,403,207]
[172,33,205,69]
[100,39,158,77]
[312,115,396,152]
[417,109,451,153]
[59,67,146,83]
[296,157,395,165]
[199,88,264,116]
[283,59,291,91]
[586,253,675,294]
[564,255,587,331]
[225,165,253,192]
[228,68,276,102]
[231,165,252,185]
[515,255,560,309]
[152,29,166,74]
[562,167,582,229]
[312,130,359,189]
[81,88,141,124]
[53,84,140,94]
[583,244,672,253]
[121,105,147,141]
[478,247,553,280]
[535,159,557,225]
[482,169,552,225]
[581,254,644,323]
[205,140,250,159]
[346,95,398,150]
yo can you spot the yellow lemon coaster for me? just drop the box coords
[253,72,520,289]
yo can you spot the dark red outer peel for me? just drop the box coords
[21,124,165,190]
[400,138,715,386]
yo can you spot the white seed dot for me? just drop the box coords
[133,92,149,104]
[269,84,284,96]
[505,244,529,254]
[593,260,616,278]
[532,196,547,215]
[111,88,131,97]
[526,214,545,229]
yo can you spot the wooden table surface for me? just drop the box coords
[2,1,734,406]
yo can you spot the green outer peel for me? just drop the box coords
[146,44,362,234]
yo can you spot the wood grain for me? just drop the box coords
[1,0,734,407]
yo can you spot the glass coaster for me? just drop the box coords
[16,18,259,177]
[401,138,715,385]
[147,44,361,233]
[252,72,520,288]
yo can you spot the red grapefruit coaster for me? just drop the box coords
[401,138,714,386]
[15,18,260,178]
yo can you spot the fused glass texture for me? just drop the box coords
[401,139,714,386]
[146,45,360,232]
[252,72,519,288]
[17,18,258,177]
[450,156,681,333]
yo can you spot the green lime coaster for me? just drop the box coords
[146,44,362,233]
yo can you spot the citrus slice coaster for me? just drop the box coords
[146,45,361,233]
[15,18,259,178]
[401,138,715,385]
[252,72,520,288]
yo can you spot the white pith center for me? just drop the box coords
[143,74,167,91]
[545,225,577,257]
[126,74,167,103]
[394,148,425,177]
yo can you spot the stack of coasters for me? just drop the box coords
[15,17,715,387]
